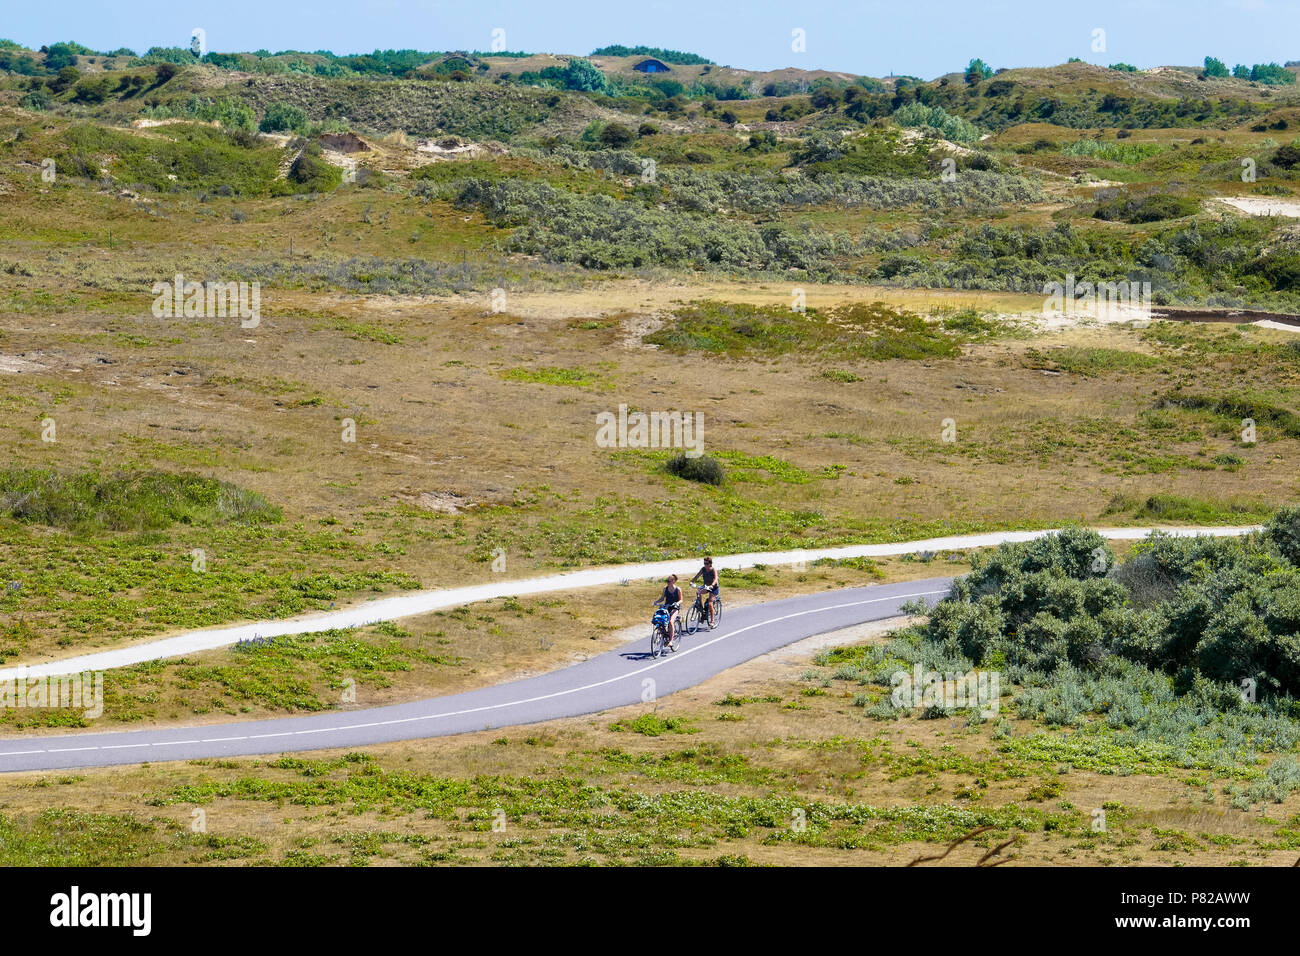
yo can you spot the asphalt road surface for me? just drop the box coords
[0,577,952,773]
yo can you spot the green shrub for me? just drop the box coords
[1250,63,1296,86]
[1203,57,1230,79]
[563,58,606,93]
[275,143,342,194]
[927,525,1300,699]
[1157,392,1300,439]
[666,454,724,485]
[70,76,113,104]
[1267,506,1300,566]
[18,90,50,111]
[891,102,983,143]
[598,122,635,148]
[1272,144,1300,170]
[51,66,81,92]
[259,101,308,133]
[1093,192,1199,223]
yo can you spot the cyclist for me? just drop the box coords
[656,574,684,648]
[691,556,720,628]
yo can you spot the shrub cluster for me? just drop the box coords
[921,524,1300,699]
[453,178,858,274]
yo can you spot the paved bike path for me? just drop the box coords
[0,577,951,773]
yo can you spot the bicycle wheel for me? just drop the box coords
[686,603,703,634]
[650,626,666,658]
[711,596,722,628]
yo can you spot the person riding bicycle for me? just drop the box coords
[656,574,684,647]
[691,557,720,627]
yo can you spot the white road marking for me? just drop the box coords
[0,587,946,761]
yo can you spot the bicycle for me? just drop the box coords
[650,601,683,658]
[685,585,722,634]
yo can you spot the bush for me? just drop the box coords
[1093,192,1199,223]
[645,300,965,361]
[563,57,606,93]
[43,42,88,73]
[1203,56,1230,79]
[1250,63,1296,86]
[1267,506,1300,566]
[666,454,724,485]
[278,143,342,193]
[1272,144,1300,170]
[51,66,80,92]
[18,89,50,111]
[259,101,308,133]
[924,526,1300,699]
[589,45,713,66]
[70,76,112,104]
[892,101,983,143]
[598,122,635,148]
[453,177,857,274]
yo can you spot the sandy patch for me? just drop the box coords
[404,491,473,514]
[0,353,46,374]
[414,139,507,162]
[900,128,974,156]
[1034,305,1155,330]
[130,118,219,130]
[618,313,664,349]
[1215,196,1300,218]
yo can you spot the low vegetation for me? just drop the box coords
[0,468,280,532]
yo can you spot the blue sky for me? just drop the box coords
[4,0,1299,79]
